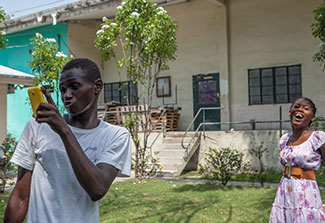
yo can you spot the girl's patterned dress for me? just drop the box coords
[269,131,325,223]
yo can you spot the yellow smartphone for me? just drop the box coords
[28,86,45,118]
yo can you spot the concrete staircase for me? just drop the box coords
[153,132,201,176]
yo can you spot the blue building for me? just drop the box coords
[0,24,68,138]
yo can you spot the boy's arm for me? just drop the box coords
[36,88,119,201]
[57,127,118,201]
[4,167,32,223]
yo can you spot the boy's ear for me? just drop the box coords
[94,79,103,95]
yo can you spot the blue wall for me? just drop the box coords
[0,24,68,139]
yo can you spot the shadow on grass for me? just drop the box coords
[100,180,278,223]
[131,196,220,223]
[172,183,246,193]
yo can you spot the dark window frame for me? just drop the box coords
[104,81,137,105]
[248,64,302,105]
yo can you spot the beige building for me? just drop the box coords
[72,0,325,131]
[1,0,324,173]
[1,0,324,132]
[70,0,325,131]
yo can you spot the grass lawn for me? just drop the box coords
[98,179,325,223]
[0,179,324,222]
[181,169,325,187]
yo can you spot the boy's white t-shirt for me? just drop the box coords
[11,118,131,223]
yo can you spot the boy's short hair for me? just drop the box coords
[62,58,101,82]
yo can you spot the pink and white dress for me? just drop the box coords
[269,131,325,223]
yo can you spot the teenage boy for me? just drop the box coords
[4,58,131,223]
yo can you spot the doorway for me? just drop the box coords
[192,73,220,131]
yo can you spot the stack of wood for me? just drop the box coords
[97,101,121,124]
[151,107,181,132]
[98,103,148,129]
[98,104,181,132]
[150,109,166,132]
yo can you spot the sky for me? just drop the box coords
[1,0,80,18]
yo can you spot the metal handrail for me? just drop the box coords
[147,108,167,156]
[181,105,299,156]
[150,108,167,131]
[181,107,222,151]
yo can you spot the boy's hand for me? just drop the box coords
[35,87,68,134]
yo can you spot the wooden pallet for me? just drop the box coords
[99,104,181,132]
[151,107,181,132]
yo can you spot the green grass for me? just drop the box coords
[99,179,276,223]
[0,179,324,222]
[181,169,325,187]
[0,193,10,221]
[180,170,282,184]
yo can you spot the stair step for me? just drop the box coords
[160,162,183,170]
[158,157,184,163]
[165,132,199,138]
[162,137,194,144]
[154,144,185,150]
[153,150,185,157]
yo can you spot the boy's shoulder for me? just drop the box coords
[99,120,129,135]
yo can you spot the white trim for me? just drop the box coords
[0,0,190,34]
[0,65,34,86]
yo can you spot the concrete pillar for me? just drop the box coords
[0,84,7,143]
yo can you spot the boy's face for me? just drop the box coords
[59,68,98,115]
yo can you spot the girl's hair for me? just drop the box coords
[290,97,317,115]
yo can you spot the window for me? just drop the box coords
[156,76,171,97]
[7,84,15,94]
[104,81,137,105]
[248,65,302,105]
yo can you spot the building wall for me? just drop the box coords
[147,130,285,172]
[0,24,68,139]
[198,130,286,172]
[162,0,229,130]
[68,0,324,132]
[228,0,324,130]
[67,21,102,102]
[99,0,226,130]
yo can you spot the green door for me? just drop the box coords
[193,73,220,130]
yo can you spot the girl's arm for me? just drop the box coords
[319,144,325,162]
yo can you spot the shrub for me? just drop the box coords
[249,142,268,187]
[199,147,248,186]
[0,134,17,192]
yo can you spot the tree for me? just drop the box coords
[29,33,72,107]
[0,5,8,49]
[312,1,325,70]
[94,0,178,179]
